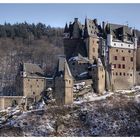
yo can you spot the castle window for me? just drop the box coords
[131,57,133,62]
[100,68,103,71]
[114,56,117,60]
[102,75,104,78]
[128,45,130,47]
[130,74,132,76]
[123,73,126,76]
[114,64,116,68]
[69,80,71,84]
[36,79,38,82]
[97,41,99,44]
[127,73,129,76]
[72,62,75,65]
[114,43,116,46]
[121,44,123,46]
[37,85,39,88]
[122,57,125,61]
[28,79,30,81]
[116,72,118,76]
[122,50,123,52]
[91,31,92,34]
[120,72,122,76]
[128,50,131,53]
[118,64,121,68]
[122,64,125,69]
[116,49,118,52]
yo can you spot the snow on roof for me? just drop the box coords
[98,58,103,67]
[68,54,89,63]
[79,71,88,76]
[68,56,79,62]
[88,64,97,68]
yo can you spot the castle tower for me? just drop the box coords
[106,23,137,90]
[84,18,100,63]
[63,18,87,60]
[55,56,73,105]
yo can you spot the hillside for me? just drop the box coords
[0,22,64,96]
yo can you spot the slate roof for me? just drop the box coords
[56,56,72,78]
[58,56,65,72]
[64,59,73,78]
[23,63,45,77]
[107,23,134,42]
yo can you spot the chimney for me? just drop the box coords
[93,19,98,25]
[102,21,106,30]
[74,18,78,22]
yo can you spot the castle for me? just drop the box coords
[63,18,138,93]
[0,17,140,110]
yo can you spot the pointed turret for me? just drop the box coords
[84,17,88,38]
[63,23,70,38]
[64,23,69,33]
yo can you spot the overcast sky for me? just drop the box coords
[0,4,140,29]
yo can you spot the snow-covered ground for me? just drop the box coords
[1,88,140,136]
[74,92,114,104]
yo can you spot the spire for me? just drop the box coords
[64,23,69,33]
[84,17,88,38]
[85,17,87,28]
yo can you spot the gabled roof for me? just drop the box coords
[55,56,72,78]
[23,63,45,77]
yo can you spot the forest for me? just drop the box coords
[0,22,64,96]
